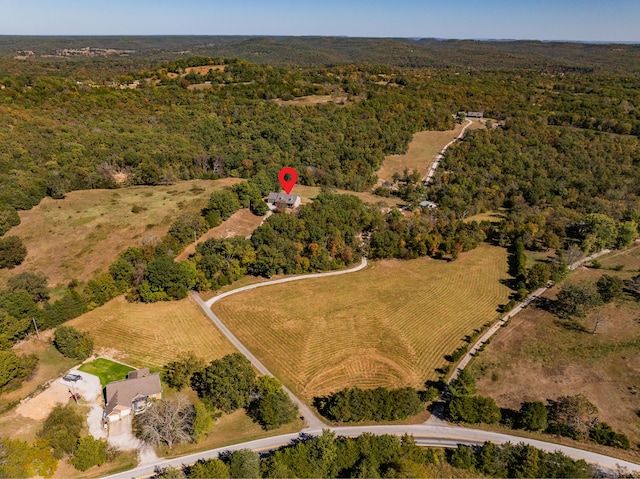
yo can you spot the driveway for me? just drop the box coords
[14,368,102,422]
[107,415,159,465]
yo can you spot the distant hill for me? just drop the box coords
[2,35,640,73]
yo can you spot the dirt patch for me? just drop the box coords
[14,382,71,420]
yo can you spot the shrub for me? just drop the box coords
[0,236,27,269]
[447,395,501,424]
[519,401,548,431]
[71,436,108,471]
[315,386,424,422]
[53,325,94,360]
[589,422,630,449]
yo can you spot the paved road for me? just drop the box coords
[447,248,612,384]
[193,257,368,430]
[102,424,640,479]
[423,119,472,185]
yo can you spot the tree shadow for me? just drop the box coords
[499,407,521,429]
[553,318,589,333]
[534,296,556,313]
[623,287,640,301]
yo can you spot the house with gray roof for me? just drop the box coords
[104,368,162,422]
[266,192,301,209]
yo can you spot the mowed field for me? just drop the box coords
[1,178,241,288]
[212,243,511,401]
[376,120,485,186]
[473,245,640,445]
[68,295,236,369]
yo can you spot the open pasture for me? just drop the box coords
[1,179,241,288]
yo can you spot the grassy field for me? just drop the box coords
[212,243,511,402]
[1,178,241,288]
[293,185,403,208]
[376,120,485,185]
[272,94,352,106]
[53,451,138,479]
[160,408,304,458]
[175,208,265,262]
[68,296,236,370]
[78,358,135,387]
[472,244,640,447]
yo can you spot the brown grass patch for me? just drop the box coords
[187,82,213,91]
[184,65,225,75]
[273,94,351,106]
[175,209,264,262]
[68,295,236,369]
[473,245,640,446]
[1,179,241,288]
[213,243,511,402]
[292,185,403,208]
[376,120,485,186]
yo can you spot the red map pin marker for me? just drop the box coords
[278,167,298,194]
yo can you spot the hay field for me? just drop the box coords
[68,296,236,369]
[376,120,485,185]
[212,243,511,401]
[1,179,241,287]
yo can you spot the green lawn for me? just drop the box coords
[79,358,134,387]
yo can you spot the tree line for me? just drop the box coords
[149,430,599,479]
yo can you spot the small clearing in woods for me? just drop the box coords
[376,120,485,186]
[175,209,264,262]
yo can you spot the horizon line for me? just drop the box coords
[0,34,639,45]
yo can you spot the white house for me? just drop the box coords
[265,192,302,209]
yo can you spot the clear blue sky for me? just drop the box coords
[1,0,639,42]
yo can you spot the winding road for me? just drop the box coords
[192,257,369,430]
